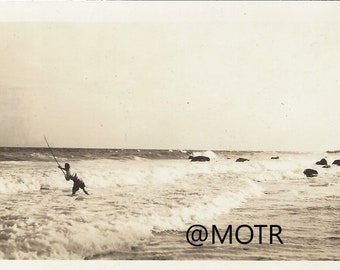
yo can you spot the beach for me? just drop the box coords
[0,148,339,260]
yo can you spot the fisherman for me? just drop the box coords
[58,163,89,195]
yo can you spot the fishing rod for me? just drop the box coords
[44,136,66,176]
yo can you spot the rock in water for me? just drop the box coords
[188,156,210,162]
[315,159,327,165]
[303,169,318,177]
[236,158,249,162]
[332,159,340,166]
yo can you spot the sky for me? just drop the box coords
[0,2,340,151]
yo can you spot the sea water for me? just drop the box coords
[0,148,339,260]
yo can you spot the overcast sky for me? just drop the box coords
[0,2,339,151]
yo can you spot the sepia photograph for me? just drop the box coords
[0,1,339,268]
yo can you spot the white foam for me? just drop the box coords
[1,152,337,259]
[0,153,327,194]
[192,150,218,159]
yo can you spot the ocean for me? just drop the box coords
[0,147,339,260]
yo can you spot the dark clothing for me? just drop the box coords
[64,169,88,195]
[72,179,86,194]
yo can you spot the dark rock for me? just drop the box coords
[271,156,279,160]
[303,169,318,177]
[188,156,210,162]
[332,159,340,166]
[322,165,331,168]
[315,158,327,165]
[236,158,249,162]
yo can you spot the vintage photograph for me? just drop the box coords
[0,1,339,264]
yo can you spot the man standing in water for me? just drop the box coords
[58,163,89,195]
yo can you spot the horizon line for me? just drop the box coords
[0,146,335,153]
